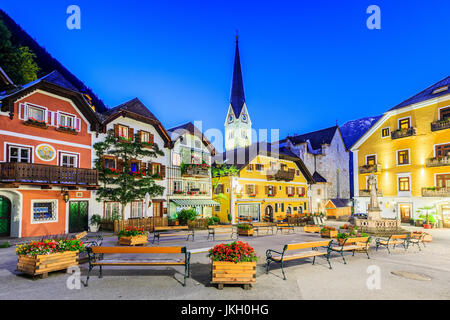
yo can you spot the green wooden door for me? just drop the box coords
[69,201,88,233]
[0,197,11,236]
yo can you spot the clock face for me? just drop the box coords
[228,115,234,123]
[241,114,247,122]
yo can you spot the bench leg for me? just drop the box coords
[386,245,391,254]
[366,249,370,259]
[99,266,103,278]
[312,256,316,265]
[281,261,287,280]
[84,264,93,287]
[326,255,332,269]
[266,259,271,274]
[341,251,346,264]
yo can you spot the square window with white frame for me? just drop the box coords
[104,202,120,219]
[8,145,31,163]
[60,152,79,168]
[27,105,46,122]
[131,201,143,218]
[32,200,58,223]
[59,113,75,128]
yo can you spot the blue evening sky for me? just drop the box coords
[2,1,449,151]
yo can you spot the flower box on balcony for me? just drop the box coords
[56,126,78,135]
[391,127,416,139]
[431,119,450,132]
[248,194,256,197]
[23,119,48,129]
[287,194,295,197]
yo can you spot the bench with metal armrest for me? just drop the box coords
[252,222,275,236]
[276,223,295,234]
[407,232,427,250]
[329,237,371,264]
[375,234,408,254]
[85,246,190,287]
[266,240,333,280]
[207,225,238,241]
[151,226,194,244]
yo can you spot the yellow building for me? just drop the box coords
[212,143,315,223]
[351,77,450,227]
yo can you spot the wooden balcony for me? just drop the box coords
[391,127,416,140]
[266,168,295,181]
[182,166,210,178]
[431,119,450,132]
[0,162,98,188]
[359,189,382,197]
[359,164,380,174]
[422,187,450,197]
[426,156,450,167]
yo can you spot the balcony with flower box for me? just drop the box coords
[181,162,210,178]
[426,156,450,168]
[391,127,416,140]
[422,187,450,197]
[23,118,48,129]
[266,168,295,182]
[359,164,381,174]
[431,119,450,132]
[359,189,382,197]
[0,162,98,189]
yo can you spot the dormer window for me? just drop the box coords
[398,118,411,130]
[59,113,75,129]
[27,105,46,122]
[433,86,448,95]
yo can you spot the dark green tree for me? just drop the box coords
[93,130,165,219]
[0,18,39,85]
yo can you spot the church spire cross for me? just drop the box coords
[230,34,245,118]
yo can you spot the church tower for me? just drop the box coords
[224,36,252,151]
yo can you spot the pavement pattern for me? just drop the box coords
[1,222,449,300]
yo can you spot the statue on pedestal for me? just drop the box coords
[367,174,381,220]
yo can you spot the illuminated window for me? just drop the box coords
[398,118,410,130]
[381,128,390,137]
[440,107,450,121]
[397,150,410,165]
[398,177,410,191]
[366,155,376,166]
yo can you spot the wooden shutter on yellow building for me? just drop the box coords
[114,124,119,137]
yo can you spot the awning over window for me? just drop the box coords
[171,199,219,207]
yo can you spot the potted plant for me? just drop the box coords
[237,224,254,236]
[178,208,198,226]
[168,213,179,226]
[208,241,258,290]
[16,238,85,278]
[117,226,148,246]
[337,232,349,245]
[320,226,338,238]
[89,214,102,232]
[409,218,415,226]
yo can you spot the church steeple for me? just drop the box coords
[230,35,245,118]
[224,35,252,151]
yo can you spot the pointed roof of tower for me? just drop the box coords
[230,35,246,117]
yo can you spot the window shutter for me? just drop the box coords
[117,159,124,172]
[275,204,278,213]
[286,186,289,194]
[114,124,119,138]
[160,165,166,178]
[76,118,81,132]
[137,130,142,142]
[128,128,134,140]
[273,186,277,196]
[18,103,25,120]
[265,186,268,195]
[255,185,258,195]
[149,133,154,144]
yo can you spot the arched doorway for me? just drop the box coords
[264,205,274,222]
[0,196,11,236]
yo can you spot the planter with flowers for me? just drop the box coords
[320,226,338,238]
[23,118,48,129]
[117,227,148,246]
[56,125,78,135]
[208,241,258,290]
[16,238,85,278]
[237,224,254,236]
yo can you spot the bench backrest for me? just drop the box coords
[285,240,332,251]
[90,246,186,254]
[277,223,290,227]
[74,231,87,240]
[154,226,188,231]
[208,225,233,229]
[252,222,273,227]
[390,234,407,240]
[345,237,370,244]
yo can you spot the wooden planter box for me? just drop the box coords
[211,261,256,290]
[118,234,148,246]
[321,230,338,238]
[238,228,254,236]
[304,225,321,233]
[17,251,79,278]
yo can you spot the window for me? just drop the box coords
[150,163,161,175]
[104,157,116,169]
[278,185,282,191]
[172,152,181,166]
[297,186,306,196]
[296,170,300,176]
[267,185,275,196]
[104,202,120,219]
[317,188,321,196]
[118,125,128,139]
[27,105,46,122]
[238,203,260,221]
[440,107,450,121]
[255,164,264,171]
[398,177,410,191]
[32,200,57,223]
[173,181,183,193]
[131,202,143,218]
[436,174,450,188]
[397,150,410,165]
[366,155,376,166]
[381,128,390,138]
[130,161,141,173]
[214,205,221,212]
[8,145,31,163]
[287,186,295,196]
[59,113,75,128]
[247,164,253,171]
[269,161,277,172]
[246,184,256,195]
[215,184,224,194]
[280,163,287,171]
[435,144,450,158]
[194,140,201,149]
[398,118,410,130]
[60,153,78,168]
[180,135,187,145]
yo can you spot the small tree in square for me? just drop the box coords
[94,130,165,219]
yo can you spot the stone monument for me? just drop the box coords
[367,174,382,220]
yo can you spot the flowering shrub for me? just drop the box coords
[117,226,147,238]
[16,238,85,256]
[105,167,121,175]
[208,241,258,263]
[321,226,336,232]
[237,224,253,230]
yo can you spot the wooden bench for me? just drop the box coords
[266,240,333,280]
[407,232,426,251]
[152,226,194,244]
[329,237,370,263]
[85,246,190,287]
[304,225,321,233]
[375,234,408,254]
[252,222,275,236]
[207,225,238,241]
[276,223,295,234]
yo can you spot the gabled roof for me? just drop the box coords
[312,171,327,183]
[285,126,339,151]
[229,37,246,117]
[101,98,172,148]
[213,142,315,184]
[167,121,216,155]
[388,76,450,111]
[0,71,101,131]
[327,198,351,208]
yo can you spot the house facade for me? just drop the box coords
[166,122,218,218]
[351,77,450,227]
[0,71,100,237]
[91,98,172,221]
[213,143,314,223]
[281,126,350,214]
